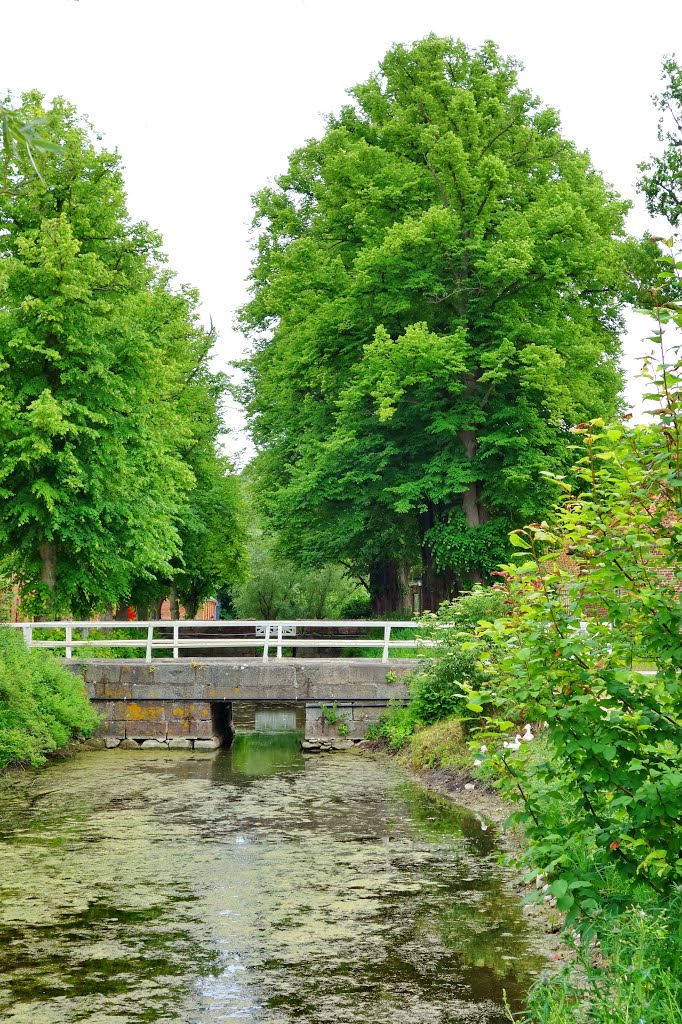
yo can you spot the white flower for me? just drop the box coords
[473,759,482,767]
[479,744,488,753]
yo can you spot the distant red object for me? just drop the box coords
[126,607,136,621]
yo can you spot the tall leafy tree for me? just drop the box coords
[0,94,228,614]
[239,36,638,611]
[638,56,682,227]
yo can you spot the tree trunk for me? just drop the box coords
[419,508,458,611]
[169,587,181,620]
[35,540,58,621]
[459,429,489,586]
[459,430,489,527]
[39,541,57,592]
[369,560,411,616]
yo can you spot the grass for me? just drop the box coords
[518,895,682,1023]
[403,718,471,771]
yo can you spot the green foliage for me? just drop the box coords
[410,586,506,725]
[319,702,350,735]
[467,246,682,923]
[366,701,419,750]
[0,93,245,617]
[228,465,364,620]
[520,894,682,1023]
[319,702,340,725]
[369,586,504,744]
[638,55,682,226]
[1,96,61,180]
[0,627,99,768]
[405,717,470,771]
[238,35,643,600]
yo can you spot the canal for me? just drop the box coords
[0,737,548,1023]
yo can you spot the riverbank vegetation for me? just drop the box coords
[0,627,97,768]
[370,240,682,1021]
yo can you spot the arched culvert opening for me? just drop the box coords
[210,702,233,748]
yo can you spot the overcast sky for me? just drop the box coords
[4,0,682,460]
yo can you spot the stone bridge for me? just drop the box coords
[66,657,416,751]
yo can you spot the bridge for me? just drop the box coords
[10,620,428,750]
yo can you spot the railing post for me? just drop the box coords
[276,623,283,659]
[65,624,72,659]
[146,624,153,664]
[262,624,270,662]
[173,624,179,660]
[22,624,33,648]
[382,623,391,663]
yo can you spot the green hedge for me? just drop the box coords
[0,627,100,769]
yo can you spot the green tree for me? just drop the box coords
[165,453,246,619]
[239,36,639,611]
[638,56,682,227]
[0,94,214,615]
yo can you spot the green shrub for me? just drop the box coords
[0,627,99,768]
[366,701,419,750]
[520,894,682,1024]
[471,248,682,924]
[367,587,505,748]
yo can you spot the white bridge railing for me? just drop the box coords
[7,619,432,664]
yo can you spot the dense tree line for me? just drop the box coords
[0,93,245,618]
[238,35,652,613]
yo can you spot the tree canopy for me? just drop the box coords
[0,93,244,616]
[238,35,641,612]
[638,55,682,227]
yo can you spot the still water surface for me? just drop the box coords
[0,738,547,1023]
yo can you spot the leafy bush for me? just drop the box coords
[366,701,419,750]
[368,586,505,745]
[470,245,682,923]
[0,627,99,768]
[231,540,365,619]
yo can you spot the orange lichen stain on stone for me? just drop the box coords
[104,684,133,699]
[124,703,164,722]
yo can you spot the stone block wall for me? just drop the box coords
[66,657,416,751]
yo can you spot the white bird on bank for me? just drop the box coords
[522,724,534,742]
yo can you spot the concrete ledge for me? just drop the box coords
[69,658,415,702]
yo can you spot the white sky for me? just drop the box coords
[3,0,682,461]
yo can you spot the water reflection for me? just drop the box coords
[0,738,547,1023]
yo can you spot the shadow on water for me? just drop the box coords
[0,735,549,1023]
